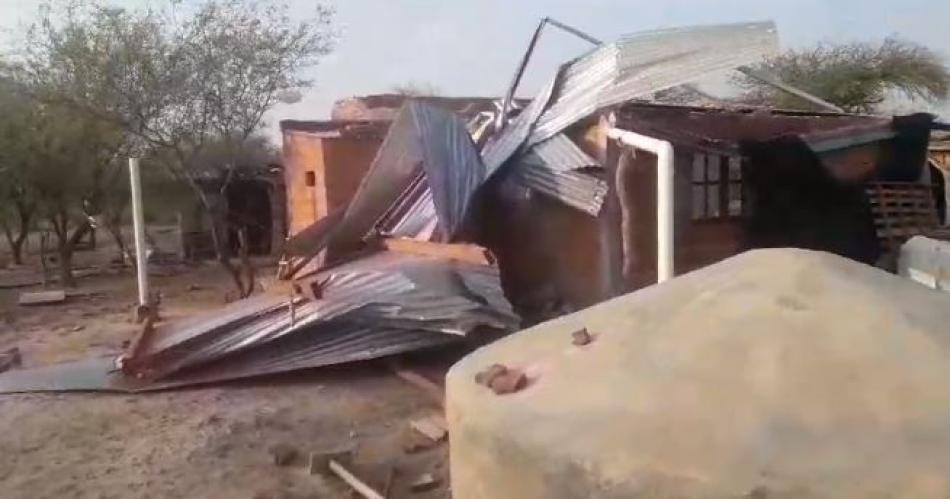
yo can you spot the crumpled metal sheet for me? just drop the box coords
[512,134,608,215]
[516,164,608,216]
[375,171,437,240]
[482,21,779,175]
[324,101,485,257]
[482,78,559,175]
[157,324,459,388]
[524,133,599,172]
[411,102,486,238]
[125,252,516,383]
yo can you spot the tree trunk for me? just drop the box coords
[175,154,252,299]
[1,223,20,265]
[237,228,257,298]
[199,187,253,298]
[58,246,75,288]
[106,222,130,265]
[52,219,92,289]
[10,231,27,265]
[2,205,33,266]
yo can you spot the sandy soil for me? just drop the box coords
[0,239,452,499]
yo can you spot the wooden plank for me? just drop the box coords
[328,459,386,499]
[410,414,448,442]
[18,290,66,306]
[381,237,493,266]
[388,362,445,408]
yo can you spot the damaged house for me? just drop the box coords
[1,20,945,392]
[482,105,936,322]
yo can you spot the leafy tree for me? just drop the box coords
[738,37,950,113]
[20,0,334,296]
[0,75,38,265]
[27,104,127,287]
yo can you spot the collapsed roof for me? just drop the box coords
[0,20,806,392]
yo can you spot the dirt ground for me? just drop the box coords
[0,233,453,499]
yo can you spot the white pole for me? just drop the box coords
[129,157,149,306]
[607,128,675,283]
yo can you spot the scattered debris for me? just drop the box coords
[571,328,593,346]
[18,290,66,306]
[475,363,527,394]
[402,429,440,454]
[327,458,385,499]
[410,414,448,442]
[489,368,528,395]
[410,473,440,492]
[0,348,22,374]
[268,442,299,467]
[391,364,445,408]
[474,363,508,386]
[308,446,354,475]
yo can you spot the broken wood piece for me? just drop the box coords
[410,473,440,492]
[18,290,66,306]
[308,446,353,475]
[474,363,508,387]
[410,415,448,442]
[389,363,445,408]
[382,466,396,498]
[328,459,385,499]
[381,238,493,265]
[489,368,527,395]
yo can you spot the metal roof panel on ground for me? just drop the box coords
[124,251,516,383]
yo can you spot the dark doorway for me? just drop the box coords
[226,180,273,255]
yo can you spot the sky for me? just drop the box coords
[1,0,948,139]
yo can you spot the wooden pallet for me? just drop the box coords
[865,182,940,250]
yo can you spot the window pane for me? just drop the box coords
[728,156,742,180]
[706,155,720,182]
[729,182,742,216]
[707,184,720,218]
[692,185,705,220]
[692,153,705,182]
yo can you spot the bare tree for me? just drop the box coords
[737,37,950,113]
[21,0,335,296]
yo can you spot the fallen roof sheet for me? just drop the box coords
[0,20,791,393]
[482,21,779,175]
[324,101,486,257]
[122,251,516,384]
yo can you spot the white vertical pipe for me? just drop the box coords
[129,157,149,306]
[606,128,675,283]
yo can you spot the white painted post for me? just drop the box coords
[607,129,675,283]
[129,157,149,307]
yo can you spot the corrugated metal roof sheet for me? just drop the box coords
[512,134,608,215]
[126,252,516,382]
[288,101,487,260]
[482,21,779,176]
[523,133,599,171]
[516,166,608,216]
